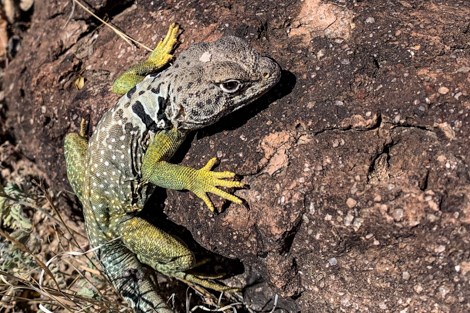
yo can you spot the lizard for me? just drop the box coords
[64,23,281,312]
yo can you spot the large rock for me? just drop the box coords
[3,0,470,311]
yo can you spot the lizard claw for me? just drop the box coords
[191,157,245,212]
[148,23,180,67]
[79,115,90,138]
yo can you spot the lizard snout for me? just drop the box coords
[259,56,281,85]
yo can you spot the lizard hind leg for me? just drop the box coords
[118,216,196,274]
[117,216,235,292]
[64,118,89,200]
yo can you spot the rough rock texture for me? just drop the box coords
[3,0,470,312]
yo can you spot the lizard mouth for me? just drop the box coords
[232,58,281,111]
[171,105,213,129]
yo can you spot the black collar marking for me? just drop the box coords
[131,101,159,132]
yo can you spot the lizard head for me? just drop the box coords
[164,36,281,130]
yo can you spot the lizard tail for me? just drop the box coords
[99,240,174,313]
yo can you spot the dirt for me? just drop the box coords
[2,0,470,312]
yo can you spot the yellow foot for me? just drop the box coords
[191,157,245,213]
[176,276,240,309]
[111,23,181,95]
[147,22,180,67]
[174,271,239,293]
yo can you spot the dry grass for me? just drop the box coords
[0,147,246,312]
[0,168,133,312]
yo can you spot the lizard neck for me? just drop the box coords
[122,73,173,132]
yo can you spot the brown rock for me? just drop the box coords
[2,0,470,312]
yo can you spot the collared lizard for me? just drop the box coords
[64,24,281,312]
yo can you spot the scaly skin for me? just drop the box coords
[64,23,281,312]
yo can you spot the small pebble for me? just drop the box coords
[438,86,449,95]
[402,271,410,280]
[346,198,357,208]
[414,284,423,293]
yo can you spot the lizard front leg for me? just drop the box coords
[112,23,180,95]
[141,129,244,212]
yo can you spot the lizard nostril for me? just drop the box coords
[262,71,270,79]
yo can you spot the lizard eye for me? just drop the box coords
[219,80,242,93]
